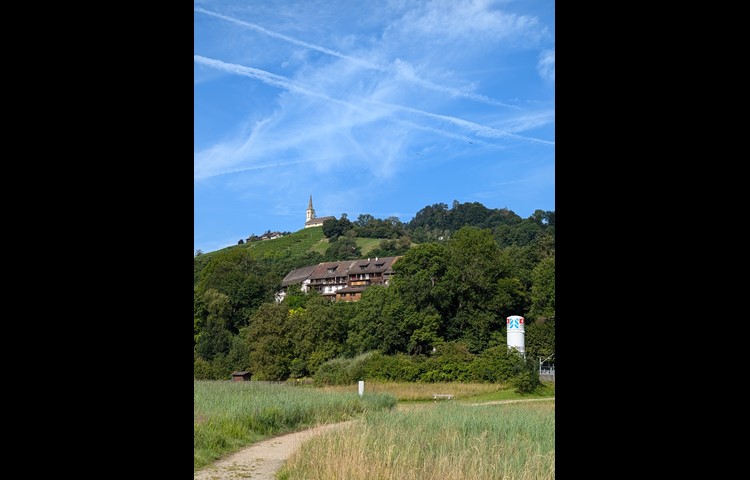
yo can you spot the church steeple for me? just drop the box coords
[306,194,316,223]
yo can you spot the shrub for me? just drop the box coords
[194,357,213,380]
[470,346,524,383]
[314,352,374,385]
[513,357,542,393]
[363,353,424,382]
[420,342,477,382]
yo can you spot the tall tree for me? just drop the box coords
[246,303,294,380]
[194,289,233,361]
[529,256,555,321]
[195,249,278,332]
[348,285,407,354]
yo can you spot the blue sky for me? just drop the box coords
[195,0,554,253]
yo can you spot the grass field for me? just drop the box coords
[243,226,325,259]
[194,227,402,263]
[194,381,395,469]
[278,400,555,480]
[318,381,555,402]
[355,237,382,256]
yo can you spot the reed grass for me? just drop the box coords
[279,400,555,480]
[318,381,508,401]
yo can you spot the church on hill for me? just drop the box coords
[304,194,336,228]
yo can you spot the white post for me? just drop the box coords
[358,380,364,397]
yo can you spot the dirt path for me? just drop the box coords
[193,421,353,480]
[194,397,554,479]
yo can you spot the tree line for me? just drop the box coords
[194,201,555,386]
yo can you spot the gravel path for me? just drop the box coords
[193,421,352,480]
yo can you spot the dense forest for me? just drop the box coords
[194,201,555,388]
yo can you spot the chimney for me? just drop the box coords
[376,257,378,261]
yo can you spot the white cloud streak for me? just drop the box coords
[537,49,555,83]
[387,0,547,45]
[195,7,380,70]
[195,6,518,108]
[194,55,554,149]
[383,102,555,145]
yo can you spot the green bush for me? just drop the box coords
[314,347,543,385]
[314,352,374,385]
[513,357,542,393]
[469,346,524,382]
[363,353,424,382]
[194,357,213,380]
[420,342,476,382]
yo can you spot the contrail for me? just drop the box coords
[377,101,555,146]
[195,159,311,180]
[194,55,353,108]
[194,55,554,146]
[195,7,378,70]
[194,7,519,109]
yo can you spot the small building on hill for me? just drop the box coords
[304,194,335,228]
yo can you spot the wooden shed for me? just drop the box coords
[231,371,251,382]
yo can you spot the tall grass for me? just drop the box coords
[319,381,510,401]
[278,401,555,480]
[194,381,395,470]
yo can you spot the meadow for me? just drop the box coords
[278,400,555,480]
[194,380,396,469]
[319,380,555,402]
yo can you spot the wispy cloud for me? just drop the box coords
[195,7,379,70]
[537,49,555,83]
[374,100,555,145]
[194,55,554,153]
[195,5,518,108]
[496,111,555,133]
[386,0,548,46]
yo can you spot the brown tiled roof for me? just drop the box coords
[281,265,317,287]
[349,256,400,275]
[309,261,356,280]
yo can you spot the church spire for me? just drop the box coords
[306,194,316,223]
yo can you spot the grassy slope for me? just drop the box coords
[243,227,325,259]
[355,237,382,256]
[194,228,326,283]
[197,227,402,261]
[195,228,407,284]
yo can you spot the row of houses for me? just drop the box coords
[277,256,401,303]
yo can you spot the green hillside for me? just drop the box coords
[355,237,382,256]
[194,227,402,286]
[243,227,326,259]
